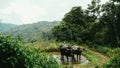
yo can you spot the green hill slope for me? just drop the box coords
[4,21,60,43]
[0,22,16,32]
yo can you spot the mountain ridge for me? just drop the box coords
[4,21,60,43]
[0,22,16,32]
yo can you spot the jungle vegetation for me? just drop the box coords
[1,0,120,68]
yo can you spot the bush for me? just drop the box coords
[95,46,110,55]
[87,44,111,55]
[102,48,120,68]
[102,55,120,68]
[0,34,26,68]
[107,48,120,57]
[22,45,60,68]
[0,34,60,68]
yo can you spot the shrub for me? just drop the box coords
[87,44,111,55]
[102,48,120,68]
[0,34,26,68]
[102,55,120,68]
[107,48,120,57]
[95,46,110,55]
[0,34,60,68]
[22,45,60,68]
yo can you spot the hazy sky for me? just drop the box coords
[0,0,108,25]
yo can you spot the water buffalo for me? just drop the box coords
[59,44,74,62]
[72,45,84,62]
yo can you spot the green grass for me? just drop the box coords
[84,44,111,55]
[79,49,102,68]
[26,41,107,68]
[83,50,101,64]
[25,40,61,52]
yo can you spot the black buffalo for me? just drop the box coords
[59,44,74,62]
[71,45,84,62]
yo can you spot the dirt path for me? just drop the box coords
[88,49,109,66]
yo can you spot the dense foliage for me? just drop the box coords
[4,21,59,43]
[0,34,25,68]
[102,55,120,68]
[102,48,120,68]
[52,1,120,67]
[1,0,120,67]
[0,34,60,68]
[100,0,120,47]
[52,0,102,44]
[52,7,86,43]
[52,0,120,47]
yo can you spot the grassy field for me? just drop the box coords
[26,41,109,68]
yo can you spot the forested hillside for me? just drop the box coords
[0,21,16,32]
[4,21,59,43]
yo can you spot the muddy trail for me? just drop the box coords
[88,49,109,66]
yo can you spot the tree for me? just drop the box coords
[101,0,120,47]
[63,6,86,26]
[85,0,101,23]
[52,6,86,43]
[84,0,105,44]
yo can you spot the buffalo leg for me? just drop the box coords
[79,54,81,62]
[61,55,64,62]
[72,55,75,62]
[78,55,80,62]
[77,55,79,62]
[66,56,69,62]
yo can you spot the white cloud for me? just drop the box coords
[0,0,108,25]
[0,0,47,24]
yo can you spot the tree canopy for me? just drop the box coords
[52,6,87,43]
[52,0,120,47]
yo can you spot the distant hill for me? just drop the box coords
[0,22,16,32]
[4,21,60,43]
